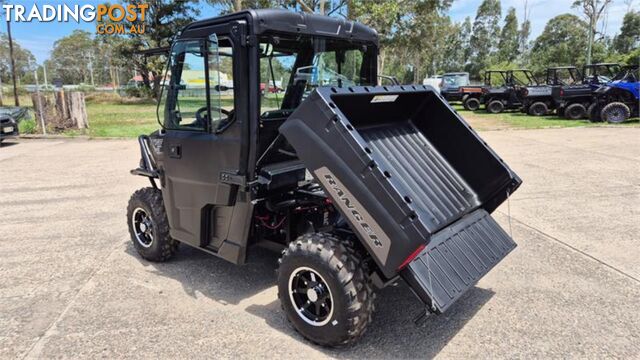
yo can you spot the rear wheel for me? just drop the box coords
[127,187,179,262]
[564,103,586,120]
[277,232,375,347]
[601,102,630,123]
[528,102,548,116]
[486,100,504,114]
[588,103,602,122]
[463,97,480,111]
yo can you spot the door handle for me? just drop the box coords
[169,145,182,159]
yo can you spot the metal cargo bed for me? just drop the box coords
[280,85,521,311]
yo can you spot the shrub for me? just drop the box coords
[19,118,37,134]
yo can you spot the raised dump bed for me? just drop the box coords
[280,85,521,312]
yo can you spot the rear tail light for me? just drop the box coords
[397,244,426,270]
[559,89,564,96]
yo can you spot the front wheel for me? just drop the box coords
[486,100,504,114]
[277,233,375,347]
[601,102,630,123]
[463,97,480,111]
[127,187,179,262]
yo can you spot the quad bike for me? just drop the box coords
[126,9,522,347]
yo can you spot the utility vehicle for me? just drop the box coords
[438,72,470,103]
[520,66,581,117]
[482,69,537,114]
[126,9,521,347]
[550,63,621,120]
[590,65,639,123]
[460,70,509,111]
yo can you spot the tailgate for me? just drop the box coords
[402,209,516,313]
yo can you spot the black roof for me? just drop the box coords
[183,9,378,44]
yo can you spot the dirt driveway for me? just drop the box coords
[1,127,639,358]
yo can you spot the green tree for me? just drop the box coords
[497,7,519,63]
[530,14,590,74]
[48,30,95,85]
[572,0,613,64]
[0,34,35,84]
[613,11,640,54]
[469,0,502,78]
[104,0,202,97]
[349,0,405,76]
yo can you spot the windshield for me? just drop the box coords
[442,74,468,88]
[258,34,376,114]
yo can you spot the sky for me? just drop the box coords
[0,0,635,64]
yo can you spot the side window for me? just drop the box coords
[165,40,209,131]
[209,36,235,132]
[259,43,295,113]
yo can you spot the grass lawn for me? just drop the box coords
[84,102,160,138]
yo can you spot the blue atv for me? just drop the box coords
[590,65,639,123]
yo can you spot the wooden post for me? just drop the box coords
[68,92,88,129]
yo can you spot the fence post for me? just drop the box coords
[34,68,46,135]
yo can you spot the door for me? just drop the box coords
[159,34,243,250]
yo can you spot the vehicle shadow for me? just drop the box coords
[126,242,494,357]
[125,242,280,305]
[246,285,494,358]
[0,140,19,148]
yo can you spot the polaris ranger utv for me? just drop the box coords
[520,66,582,117]
[551,63,621,120]
[127,9,521,347]
[460,70,509,111]
[483,69,538,114]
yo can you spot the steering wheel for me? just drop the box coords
[195,106,234,132]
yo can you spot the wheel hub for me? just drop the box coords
[288,267,334,326]
[132,207,154,248]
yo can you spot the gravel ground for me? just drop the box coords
[0,126,638,359]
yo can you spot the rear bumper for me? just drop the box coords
[401,209,516,313]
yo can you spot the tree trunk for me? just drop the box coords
[68,92,89,129]
[378,47,386,77]
[235,0,242,12]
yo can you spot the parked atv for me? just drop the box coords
[126,9,522,347]
[460,70,509,111]
[483,69,537,114]
[590,65,639,123]
[551,63,621,120]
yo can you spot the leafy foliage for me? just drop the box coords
[613,11,640,54]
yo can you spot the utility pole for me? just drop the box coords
[87,53,95,87]
[43,63,48,90]
[6,18,19,106]
[34,65,46,135]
